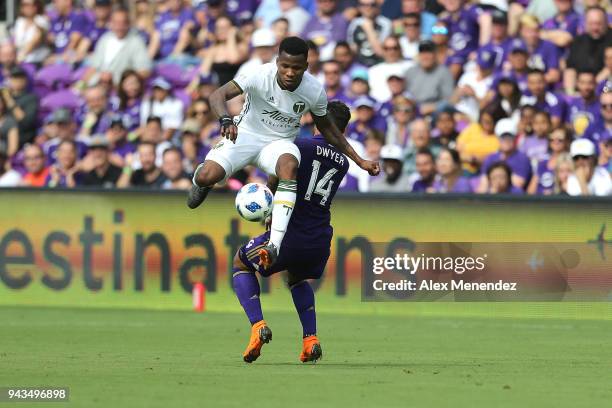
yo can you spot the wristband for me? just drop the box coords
[219,115,233,128]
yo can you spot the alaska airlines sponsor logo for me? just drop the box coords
[261,110,300,127]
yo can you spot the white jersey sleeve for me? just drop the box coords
[232,63,261,94]
[311,87,328,117]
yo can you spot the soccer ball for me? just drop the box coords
[235,183,274,222]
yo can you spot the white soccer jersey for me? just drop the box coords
[232,62,328,140]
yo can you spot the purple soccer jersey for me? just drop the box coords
[112,140,137,159]
[535,159,555,195]
[301,13,348,48]
[566,97,601,137]
[87,22,108,50]
[527,39,560,74]
[225,0,260,24]
[111,97,143,132]
[442,4,482,64]
[583,119,612,151]
[518,135,549,162]
[480,39,513,72]
[520,91,566,122]
[432,176,473,193]
[49,11,90,53]
[44,139,89,166]
[155,8,197,59]
[542,10,580,36]
[481,151,532,182]
[75,105,114,135]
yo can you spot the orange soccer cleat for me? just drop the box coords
[299,335,322,363]
[258,243,278,269]
[243,320,272,363]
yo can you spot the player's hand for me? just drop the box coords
[360,160,380,176]
[219,115,238,143]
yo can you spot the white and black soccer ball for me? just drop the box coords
[235,183,273,222]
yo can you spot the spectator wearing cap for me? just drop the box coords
[77,0,112,58]
[301,0,349,61]
[118,142,165,189]
[567,70,600,137]
[431,107,459,148]
[46,0,90,64]
[520,69,566,128]
[379,74,411,119]
[106,116,137,167]
[346,97,381,144]
[478,9,511,73]
[370,144,413,192]
[565,7,612,93]
[439,0,490,80]
[347,0,392,67]
[519,109,552,163]
[430,22,451,66]
[20,144,49,187]
[45,140,83,188]
[567,138,612,195]
[80,135,122,188]
[83,8,152,86]
[486,162,524,194]
[479,119,532,193]
[0,91,19,158]
[456,103,506,174]
[149,0,197,60]
[347,68,371,100]
[160,147,191,190]
[77,85,113,138]
[322,60,353,106]
[518,14,561,85]
[410,148,437,192]
[495,39,529,93]
[42,108,88,165]
[528,127,572,195]
[140,77,184,141]
[197,15,249,86]
[583,90,612,150]
[540,0,580,50]
[334,41,367,90]
[450,47,496,123]
[2,66,38,145]
[399,13,423,61]
[112,70,145,133]
[431,147,472,193]
[235,28,277,79]
[405,41,454,116]
[180,119,208,174]
[403,118,439,175]
[0,149,21,187]
[385,95,418,148]
[368,36,413,103]
[12,0,50,64]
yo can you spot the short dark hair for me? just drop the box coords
[146,116,162,126]
[527,68,545,77]
[334,41,350,51]
[534,109,551,121]
[577,69,597,78]
[162,146,182,159]
[327,100,351,133]
[404,13,421,24]
[306,39,319,53]
[416,147,434,162]
[440,147,461,167]
[279,36,309,59]
[487,161,512,180]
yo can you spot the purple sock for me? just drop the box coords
[291,281,316,337]
[232,270,263,325]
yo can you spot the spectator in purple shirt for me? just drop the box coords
[346,97,381,144]
[583,90,612,151]
[479,126,532,192]
[301,0,349,60]
[47,0,90,64]
[519,109,552,163]
[541,0,580,51]
[410,148,437,192]
[518,14,561,85]
[79,0,111,54]
[480,9,512,72]
[105,115,137,168]
[149,0,197,60]
[567,70,600,137]
[334,41,367,89]
[486,161,524,194]
[432,147,472,193]
[322,60,353,106]
[595,45,611,95]
[496,39,529,92]
[111,70,144,133]
[527,127,572,195]
[43,108,88,165]
[77,85,112,139]
[45,139,83,188]
[519,68,566,128]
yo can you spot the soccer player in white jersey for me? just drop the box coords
[188,37,380,266]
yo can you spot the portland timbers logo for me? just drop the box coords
[293,101,306,114]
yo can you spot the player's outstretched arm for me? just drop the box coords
[313,113,381,176]
[209,81,243,142]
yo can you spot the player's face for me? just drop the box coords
[276,52,308,90]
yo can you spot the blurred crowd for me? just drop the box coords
[0,0,610,196]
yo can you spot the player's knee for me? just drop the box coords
[232,252,246,271]
[196,163,225,187]
[276,154,298,180]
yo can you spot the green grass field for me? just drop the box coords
[2,305,611,408]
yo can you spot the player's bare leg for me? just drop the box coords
[187,160,226,209]
[259,153,298,267]
[289,278,322,363]
[232,255,272,363]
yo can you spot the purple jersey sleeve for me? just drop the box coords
[282,137,350,249]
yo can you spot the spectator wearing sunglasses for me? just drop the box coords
[583,90,612,152]
[567,138,612,196]
[347,0,393,67]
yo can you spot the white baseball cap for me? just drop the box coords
[380,144,404,161]
[570,138,596,158]
[494,117,518,138]
[251,28,276,48]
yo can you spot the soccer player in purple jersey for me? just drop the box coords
[231,101,352,364]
